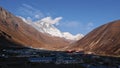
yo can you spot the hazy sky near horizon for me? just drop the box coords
[0,0,120,35]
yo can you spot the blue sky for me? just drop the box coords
[0,0,120,35]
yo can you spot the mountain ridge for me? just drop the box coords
[66,20,120,56]
[20,16,84,41]
[0,7,70,50]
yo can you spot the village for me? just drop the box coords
[0,47,120,68]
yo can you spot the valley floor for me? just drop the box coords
[0,47,120,68]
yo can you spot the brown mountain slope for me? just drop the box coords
[67,20,120,56]
[0,7,70,50]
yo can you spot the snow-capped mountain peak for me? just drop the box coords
[20,16,84,40]
[34,21,63,37]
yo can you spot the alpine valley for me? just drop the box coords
[0,7,120,68]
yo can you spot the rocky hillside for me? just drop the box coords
[67,20,120,56]
[0,7,70,50]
